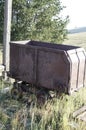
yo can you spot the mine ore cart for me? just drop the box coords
[9,40,86,95]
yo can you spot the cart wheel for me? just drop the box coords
[11,84,23,99]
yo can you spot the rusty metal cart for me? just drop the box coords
[9,40,86,94]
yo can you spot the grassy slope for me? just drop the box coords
[0,32,86,130]
[63,32,86,50]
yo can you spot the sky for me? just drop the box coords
[61,0,86,29]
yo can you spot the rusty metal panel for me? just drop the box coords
[37,50,69,91]
[18,47,35,83]
[10,44,35,83]
[10,44,20,78]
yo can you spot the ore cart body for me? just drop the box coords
[9,40,86,94]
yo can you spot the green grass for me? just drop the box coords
[0,85,86,130]
[0,33,86,130]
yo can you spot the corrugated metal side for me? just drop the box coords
[67,50,79,92]
[83,51,86,87]
[67,48,86,93]
[76,49,86,88]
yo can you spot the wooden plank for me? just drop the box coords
[77,111,86,122]
[73,106,86,117]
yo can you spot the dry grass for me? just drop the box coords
[0,85,86,130]
[63,32,86,50]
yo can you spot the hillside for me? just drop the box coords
[68,27,86,34]
[63,32,86,50]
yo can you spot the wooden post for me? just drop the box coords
[3,0,12,74]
